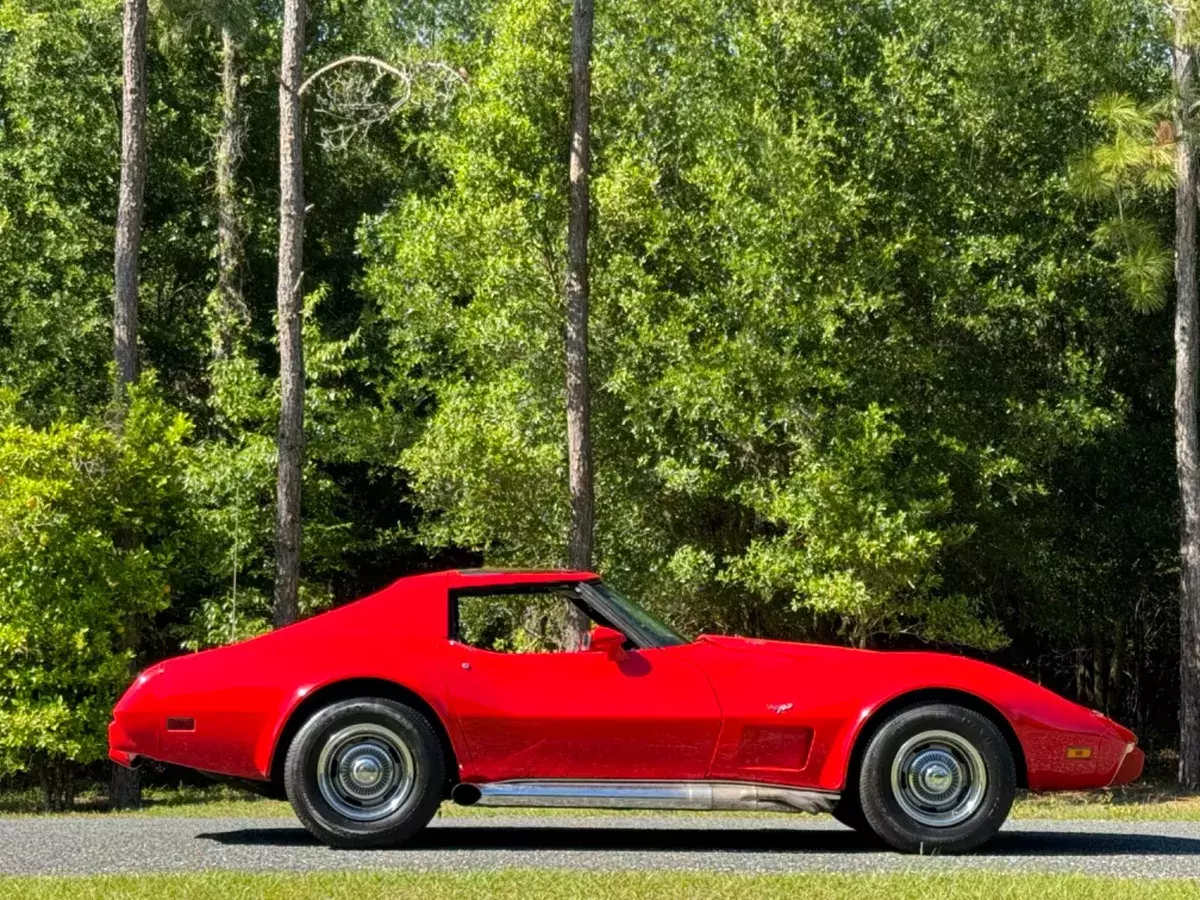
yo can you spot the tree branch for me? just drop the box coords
[300,55,465,96]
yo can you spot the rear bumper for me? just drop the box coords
[108,747,138,768]
[108,718,140,768]
[109,664,167,768]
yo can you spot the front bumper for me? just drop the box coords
[1096,713,1143,787]
[1110,745,1145,786]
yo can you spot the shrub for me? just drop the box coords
[0,386,191,808]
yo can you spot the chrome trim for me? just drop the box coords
[452,780,839,814]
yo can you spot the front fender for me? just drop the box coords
[816,663,1131,792]
[814,684,1021,791]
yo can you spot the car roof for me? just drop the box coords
[310,569,602,639]
[445,568,599,588]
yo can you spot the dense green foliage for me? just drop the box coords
[0,387,191,778]
[369,0,1172,655]
[0,0,1186,799]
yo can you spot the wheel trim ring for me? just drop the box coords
[316,723,416,822]
[889,729,988,828]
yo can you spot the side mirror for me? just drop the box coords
[587,625,628,662]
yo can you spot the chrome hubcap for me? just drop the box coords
[890,730,987,827]
[349,755,383,789]
[316,723,415,822]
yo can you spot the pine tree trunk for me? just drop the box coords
[1092,626,1107,714]
[274,0,307,629]
[1110,617,1125,720]
[1074,647,1086,703]
[108,761,141,811]
[1173,7,1200,790]
[113,0,147,406]
[561,0,595,651]
[108,0,149,806]
[1133,612,1145,735]
[213,25,247,359]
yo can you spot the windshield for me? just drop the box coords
[584,582,690,647]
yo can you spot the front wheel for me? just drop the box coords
[831,789,873,837]
[857,703,1015,853]
[284,697,445,848]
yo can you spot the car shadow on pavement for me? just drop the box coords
[198,826,874,853]
[978,830,1200,857]
[195,825,1200,856]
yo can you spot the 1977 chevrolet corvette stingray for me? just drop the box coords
[110,568,1143,853]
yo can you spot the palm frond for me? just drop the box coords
[1067,151,1116,201]
[1093,93,1152,133]
[1092,216,1162,252]
[1117,242,1172,313]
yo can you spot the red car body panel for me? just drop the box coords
[441,641,722,781]
[677,636,1137,791]
[109,569,1141,795]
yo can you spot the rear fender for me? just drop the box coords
[255,669,469,789]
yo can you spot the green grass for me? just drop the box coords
[3,872,1200,900]
[1011,787,1200,821]
[5,782,1200,821]
[0,785,294,819]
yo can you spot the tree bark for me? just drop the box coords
[1110,617,1125,720]
[213,25,247,360]
[1133,610,1145,736]
[107,762,141,811]
[112,0,148,407]
[561,0,595,651]
[1074,647,1086,703]
[273,0,306,629]
[1092,626,1107,714]
[1173,5,1200,790]
[107,0,149,808]
[42,760,76,812]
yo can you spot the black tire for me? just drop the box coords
[857,703,1015,854]
[284,697,445,849]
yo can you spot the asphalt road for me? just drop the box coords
[2,814,1200,879]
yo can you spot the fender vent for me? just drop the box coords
[166,717,195,732]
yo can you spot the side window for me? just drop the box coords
[455,590,594,654]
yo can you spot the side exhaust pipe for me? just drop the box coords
[451,780,837,814]
[450,783,482,806]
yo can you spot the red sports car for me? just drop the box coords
[109,569,1142,853]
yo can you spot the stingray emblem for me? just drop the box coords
[767,702,793,715]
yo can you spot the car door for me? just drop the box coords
[440,589,722,783]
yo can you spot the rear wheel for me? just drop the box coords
[284,697,444,848]
[857,703,1015,853]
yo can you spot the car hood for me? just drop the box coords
[693,634,1133,741]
